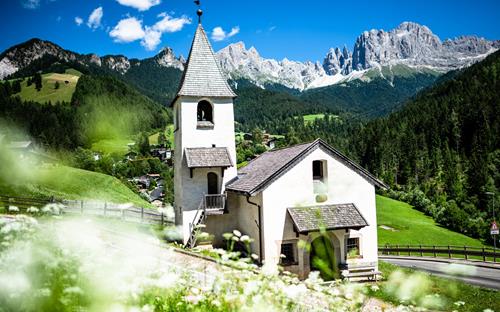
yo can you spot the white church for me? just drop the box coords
[171,11,387,279]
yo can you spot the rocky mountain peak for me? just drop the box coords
[155,47,184,70]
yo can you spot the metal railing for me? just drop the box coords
[379,244,499,263]
[205,194,226,210]
[0,195,172,226]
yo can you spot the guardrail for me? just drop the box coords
[0,195,173,226]
[379,244,498,263]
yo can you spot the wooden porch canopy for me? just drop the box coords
[287,203,369,234]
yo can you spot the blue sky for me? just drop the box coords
[1,0,499,62]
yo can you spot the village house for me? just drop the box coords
[172,12,387,279]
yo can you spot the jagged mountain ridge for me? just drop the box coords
[1,22,498,91]
[0,38,184,79]
[218,22,499,90]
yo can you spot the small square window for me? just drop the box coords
[280,243,296,265]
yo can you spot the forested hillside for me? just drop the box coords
[300,67,440,117]
[351,50,500,241]
[0,74,169,149]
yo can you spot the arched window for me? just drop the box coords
[207,172,218,194]
[197,100,213,123]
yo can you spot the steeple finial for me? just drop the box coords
[194,0,202,24]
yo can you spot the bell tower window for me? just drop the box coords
[197,100,213,121]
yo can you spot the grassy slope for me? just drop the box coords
[149,124,174,146]
[0,165,151,208]
[377,195,484,247]
[373,261,499,312]
[12,69,81,103]
[91,138,135,155]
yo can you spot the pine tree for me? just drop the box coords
[12,80,22,94]
[34,73,42,91]
[157,130,167,147]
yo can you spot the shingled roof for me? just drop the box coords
[226,139,387,195]
[185,147,233,168]
[172,24,236,106]
[287,203,368,233]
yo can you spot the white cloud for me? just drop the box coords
[110,17,145,42]
[141,28,162,51]
[109,13,190,51]
[116,0,160,11]
[154,14,191,33]
[87,7,103,30]
[75,17,83,26]
[21,0,40,9]
[211,26,240,42]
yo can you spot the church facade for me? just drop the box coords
[172,20,387,279]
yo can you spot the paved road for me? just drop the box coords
[381,257,500,290]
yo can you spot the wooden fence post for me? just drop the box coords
[141,207,144,222]
[482,248,486,262]
[448,245,451,258]
[104,202,107,216]
[80,200,84,215]
[464,246,467,260]
[433,245,436,257]
[408,244,411,256]
[420,245,423,257]
[396,244,400,256]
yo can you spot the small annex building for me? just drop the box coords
[172,11,387,279]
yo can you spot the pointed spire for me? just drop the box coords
[174,24,236,100]
[194,0,202,24]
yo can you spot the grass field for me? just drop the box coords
[12,69,81,103]
[91,138,135,155]
[149,124,174,147]
[377,195,484,247]
[0,164,151,208]
[296,113,340,125]
[372,261,500,312]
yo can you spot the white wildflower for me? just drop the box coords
[211,299,221,307]
[251,253,259,260]
[185,294,202,304]
[27,207,39,214]
[63,286,84,295]
[233,229,241,237]
[454,301,465,307]
[8,206,19,212]
[240,235,251,243]
[231,236,239,242]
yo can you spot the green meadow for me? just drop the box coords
[377,195,484,247]
[12,69,81,103]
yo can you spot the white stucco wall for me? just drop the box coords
[205,192,262,256]
[259,145,378,270]
[173,96,238,243]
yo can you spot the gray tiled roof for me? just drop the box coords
[226,142,313,194]
[185,147,233,168]
[287,203,368,233]
[226,139,387,195]
[175,24,236,100]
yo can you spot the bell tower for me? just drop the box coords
[171,6,237,244]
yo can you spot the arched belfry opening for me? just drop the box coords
[197,100,213,123]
